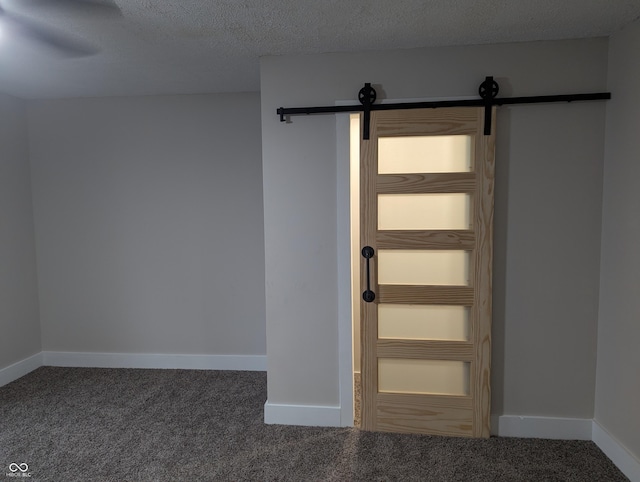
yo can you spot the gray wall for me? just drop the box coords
[261,38,607,417]
[596,18,640,459]
[0,94,41,369]
[27,93,266,356]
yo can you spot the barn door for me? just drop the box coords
[359,107,495,437]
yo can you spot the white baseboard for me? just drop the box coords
[593,420,640,482]
[264,400,341,427]
[1,352,266,385]
[0,353,43,387]
[42,351,267,371]
[492,415,593,440]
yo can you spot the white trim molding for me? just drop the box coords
[0,353,43,387]
[336,110,355,428]
[42,351,267,371]
[264,401,342,427]
[593,420,640,482]
[492,415,593,440]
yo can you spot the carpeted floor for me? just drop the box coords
[0,367,628,481]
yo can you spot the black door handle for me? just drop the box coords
[362,246,375,303]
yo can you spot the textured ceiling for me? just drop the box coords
[1,0,640,99]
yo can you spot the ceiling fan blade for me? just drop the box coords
[1,10,100,57]
[18,0,122,18]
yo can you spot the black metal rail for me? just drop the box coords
[276,77,611,139]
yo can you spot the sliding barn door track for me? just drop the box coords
[276,77,611,139]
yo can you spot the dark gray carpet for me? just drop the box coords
[0,367,628,481]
